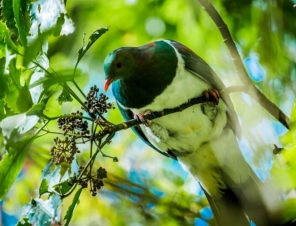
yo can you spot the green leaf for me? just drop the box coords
[75,27,109,70]
[16,218,31,226]
[0,21,18,54]
[5,58,33,113]
[63,187,83,226]
[53,180,73,196]
[0,57,6,99]
[0,99,6,121]
[58,88,73,104]
[39,179,49,196]
[29,77,51,89]
[0,136,34,200]
[2,0,16,33]
[26,103,45,116]
[0,30,6,60]
[12,0,28,46]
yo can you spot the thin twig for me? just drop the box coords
[196,0,291,129]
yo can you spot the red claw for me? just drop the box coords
[203,89,220,105]
[135,110,154,127]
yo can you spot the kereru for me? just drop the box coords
[103,40,282,226]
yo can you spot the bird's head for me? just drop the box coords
[103,41,178,93]
[103,47,137,91]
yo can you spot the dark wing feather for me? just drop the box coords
[169,40,241,137]
[116,102,177,160]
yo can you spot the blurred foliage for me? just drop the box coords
[0,0,296,225]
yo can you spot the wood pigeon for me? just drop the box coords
[103,40,283,226]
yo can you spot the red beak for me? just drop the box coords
[104,78,114,92]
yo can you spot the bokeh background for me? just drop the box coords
[1,0,296,225]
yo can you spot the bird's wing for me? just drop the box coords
[116,102,177,160]
[169,40,241,137]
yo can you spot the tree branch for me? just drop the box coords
[196,0,291,129]
[104,95,209,134]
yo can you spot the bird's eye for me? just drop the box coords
[116,62,123,68]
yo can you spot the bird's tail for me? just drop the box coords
[202,167,284,226]
[202,185,250,226]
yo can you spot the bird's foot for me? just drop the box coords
[135,110,154,127]
[203,89,220,105]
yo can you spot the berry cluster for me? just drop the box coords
[50,137,80,165]
[50,86,115,195]
[97,167,107,179]
[70,166,107,196]
[57,111,89,136]
[83,85,114,116]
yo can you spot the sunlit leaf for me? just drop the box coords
[28,0,74,44]
[39,159,78,196]
[18,115,39,134]
[0,113,39,139]
[22,194,61,226]
[40,161,67,194]
[1,113,26,138]
[63,187,83,226]
[41,159,54,180]
[29,53,49,104]
[0,136,33,200]
[48,166,62,188]
[51,193,62,218]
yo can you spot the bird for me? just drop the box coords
[103,40,283,226]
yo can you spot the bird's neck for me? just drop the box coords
[112,75,165,109]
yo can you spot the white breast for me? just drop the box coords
[131,45,228,154]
